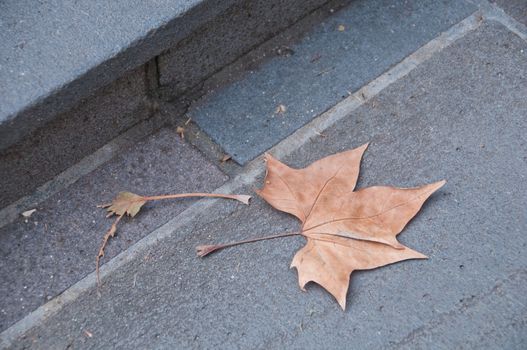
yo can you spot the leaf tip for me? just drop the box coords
[196,245,221,257]
[338,298,347,310]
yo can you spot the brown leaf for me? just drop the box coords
[101,191,147,217]
[257,144,445,309]
[97,191,251,287]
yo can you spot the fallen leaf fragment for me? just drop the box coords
[100,191,146,217]
[221,154,232,163]
[199,144,445,309]
[96,191,251,287]
[275,104,287,114]
[96,215,121,286]
[176,126,185,139]
[21,209,37,218]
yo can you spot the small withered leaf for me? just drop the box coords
[105,191,147,217]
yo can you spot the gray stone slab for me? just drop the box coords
[0,65,151,207]
[0,127,228,332]
[0,0,239,150]
[190,0,476,164]
[9,20,527,349]
[493,0,527,26]
[158,0,329,97]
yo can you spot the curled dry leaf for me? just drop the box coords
[100,191,147,217]
[96,191,251,287]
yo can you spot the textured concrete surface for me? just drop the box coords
[0,66,151,207]
[190,0,476,164]
[0,0,239,150]
[0,0,335,209]
[0,127,228,332]
[492,0,527,26]
[9,20,526,349]
[0,0,335,153]
[158,0,329,97]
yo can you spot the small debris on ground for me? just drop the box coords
[275,104,287,114]
[22,209,37,218]
[221,154,232,163]
[311,53,322,63]
[276,46,295,56]
[84,330,93,338]
[176,126,185,139]
[338,24,345,32]
[316,67,334,76]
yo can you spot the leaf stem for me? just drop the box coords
[96,215,122,288]
[142,193,251,205]
[196,231,301,257]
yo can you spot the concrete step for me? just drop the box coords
[0,0,332,207]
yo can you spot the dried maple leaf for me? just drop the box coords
[198,144,445,309]
[257,144,444,309]
[102,191,147,217]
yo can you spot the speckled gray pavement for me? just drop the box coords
[190,0,476,164]
[0,128,228,332]
[492,0,527,26]
[1,1,527,349]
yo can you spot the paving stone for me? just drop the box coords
[190,0,476,164]
[158,0,329,96]
[0,127,228,332]
[0,0,239,149]
[0,66,151,207]
[493,0,527,26]
[9,20,527,349]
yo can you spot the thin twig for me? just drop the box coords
[96,215,122,287]
[143,193,250,204]
[196,231,301,257]
[95,191,251,290]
